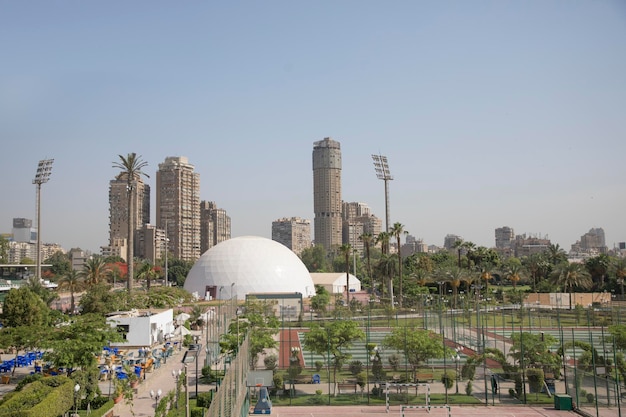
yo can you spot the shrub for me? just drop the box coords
[315,361,324,372]
[191,407,205,417]
[465,381,473,395]
[440,371,455,389]
[388,354,401,371]
[580,389,587,397]
[196,391,213,408]
[586,393,595,403]
[264,354,278,371]
[349,360,363,376]
[526,368,544,393]
[509,388,516,398]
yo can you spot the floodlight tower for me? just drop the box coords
[33,159,54,282]
[371,154,393,232]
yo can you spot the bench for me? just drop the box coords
[337,382,358,394]
[415,373,434,382]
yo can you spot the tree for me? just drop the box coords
[443,267,463,308]
[505,262,524,289]
[1,287,49,327]
[551,262,592,309]
[547,244,568,265]
[303,321,364,390]
[0,325,48,375]
[339,244,352,305]
[383,327,444,381]
[44,251,72,277]
[375,254,397,306]
[390,222,407,308]
[376,232,391,256]
[585,254,610,290]
[112,153,149,293]
[359,233,375,291]
[136,261,159,292]
[300,245,329,272]
[83,256,110,287]
[0,235,8,264]
[43,313,124,376]
[452,239,465,269]
[509,332,560,376]
[612,257,626,296]
[311,285,330,316]
[58,269,84,313]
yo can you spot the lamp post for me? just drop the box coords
[453,350,461,394]
[150,389,162,413]
[73,383,80,417]
[182,349,199,417]
[32,158,54,282]
[172,369,182,409]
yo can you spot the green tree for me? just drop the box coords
[83,256,110,287]
[612,257,626,296]
[58,269,85,314]
[79,283,125,315]
[167,258,194,287]
[1,287,49,327]
[303,321,364,390]
[383,327,444,381]
[44,251,72,277]
[0,235,8,264]
[375,254,397,306]
[136,260,158,292]
[338,244,352,305]
[551,262,592,309]
[43,313,124,376]
[112,153,149,293]
[300,245,329,272]
[585,254,610,290]
[310,285,330,316]
[376,232,391,256]
[547,243,568,265]
[509,332,560,376]
[390,222,407,308]
[0,325,48,375]
[359,233,375,290]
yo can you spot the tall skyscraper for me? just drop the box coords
[156,156,201,261]
[495,226,515,249]
[200,201,231,253]
[107,172,150,260]
[312,137,342,252]
[272,217,311,256]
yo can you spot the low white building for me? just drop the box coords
[106,309,175,348]
[310,272,361,295]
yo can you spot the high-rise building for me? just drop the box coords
[12,218,36,243]
[156,156,201,261]
[443,234,462,250]
[200,201,231,253]
[580,228,607,253]
[108,172,150,255]
[341,202,374,256]
[312,137,342,252]
[136,224,166,263]
[495,226,515,249]
[271,217,311,256]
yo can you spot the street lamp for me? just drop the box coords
[187,340,202,400]
[172,369,182,409]
[453,349,461,394]
[32,158,54,282]
[73,383,80,417]
[150,389,162,413]
[182,350,199,417]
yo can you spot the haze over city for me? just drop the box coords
[1,2,625,254]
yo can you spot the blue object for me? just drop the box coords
[253,387,272,414]
[312,374,321,384]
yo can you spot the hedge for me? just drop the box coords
[0,378,74,417]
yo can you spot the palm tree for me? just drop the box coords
[552,262,592,309]
[462,241,476,270]
[375,254,397,307]
[137,261,158,291]
[505,264,524,289]
[58,269,84,314]
[612,257,626,297]
[83,256,110,287]
[445,267,464,308]
[359,233,375,292]
[452,239,464,268]
[339,244,352,305]
[547,244,568,266]
[390,222,407,308]
[585,254,610,290]
[376,232,391,256]
[113,153,149,293]
[479,265,493,292]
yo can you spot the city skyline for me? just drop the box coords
[1,2,624,253]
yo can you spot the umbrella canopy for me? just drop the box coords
[175,313,190,325]
[174,326,191,336]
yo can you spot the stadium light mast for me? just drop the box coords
[371,154,393,232]
[33,159,54,282]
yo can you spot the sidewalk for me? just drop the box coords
[104,344,211,417]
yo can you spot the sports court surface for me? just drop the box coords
[273,405,577,417]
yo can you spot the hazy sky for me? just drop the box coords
[1,1,625,254]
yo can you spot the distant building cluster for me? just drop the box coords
[102,156,231,263]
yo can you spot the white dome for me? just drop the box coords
[184,236,316,300]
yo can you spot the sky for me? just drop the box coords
[1,1,625,254]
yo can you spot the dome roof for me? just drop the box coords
[184,236,315,300]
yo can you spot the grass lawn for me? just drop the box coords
[270,392,481,406]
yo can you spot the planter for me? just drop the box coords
[113,394,123,404]
[130,380,139,389]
